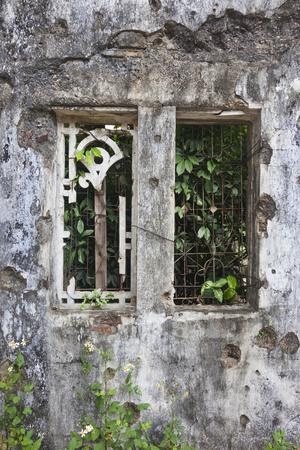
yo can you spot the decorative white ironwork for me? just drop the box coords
[59,121,135,308]
[76,129,124,191]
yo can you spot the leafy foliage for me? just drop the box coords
[67,345,198,450]
[200,275,238,303]
[0,344,42,450]
[64,195,95,289]
[174,125,248,304]
[75,147,103,166]
[80,290,114,310]
[263,430,300,450]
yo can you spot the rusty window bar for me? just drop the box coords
[174,123,253,306]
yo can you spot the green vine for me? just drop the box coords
[263,430,300,450]
[67,343,197,450]
[0,341,42,450]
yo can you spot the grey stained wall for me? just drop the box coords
[1,0,300,449]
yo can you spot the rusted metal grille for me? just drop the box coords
[174,124,249,305]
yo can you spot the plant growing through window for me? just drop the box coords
[174,124,249,305]
[61,122,134,307]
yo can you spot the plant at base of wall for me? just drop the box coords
[67,344,197,450]
[0,340,42,450]
[80,290,114,310]
[264,430,300,450]
[200,275,238,303]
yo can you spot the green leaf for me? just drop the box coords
[0,381,8,390]
[91,147,102,157]
[175,154,183,163]
[15,352,25,368]
[176,160,185,176]
[188,155,199,165]
[94,443,105,450]
[175,206,184,219]
[197,169,210,180]
[213,278,227,288]
[5,405,17,417]
[75,149,85,161]
[23,407,33,415]
[81,229,94,237]
[24,383,34,392]
[197,226,206,239]
[85,150,93,166]
[32,439,42,450]
[22,432,34,446]
[223,287,236,301]
[204,227,210,242]
[11,395,21,404]
[78,248,85,264]
[77,219,84,234]
[204,180,218,194]
[184,159,193,173]
[137,403,151,411]
[213,288,223,303]
[201,280,214,295]
[227,275,237,289]
[12,415,21,426]
[197,226,210,242]
[207,160,216,174]
[90,428,100,441]
[68,434,83,450]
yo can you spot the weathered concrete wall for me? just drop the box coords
[1,0,300,448]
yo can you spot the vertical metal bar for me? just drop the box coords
[95,181,107,289]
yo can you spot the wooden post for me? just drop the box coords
[118,195,126,286]
[136,106,176,313]
[94,180,107,289]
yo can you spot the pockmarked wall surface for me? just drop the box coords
[0,1,300,448]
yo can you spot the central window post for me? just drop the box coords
[136,106,176,314]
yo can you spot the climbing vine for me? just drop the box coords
[0,341,42,450]
[67,343,197,450]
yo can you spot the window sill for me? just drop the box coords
[174,304,258,320]
[50,304,136,315]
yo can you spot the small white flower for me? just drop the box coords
[21,338,27,347]
[84,341,95,353]
[79,424,94,437]
[123,363,135,373]
[7,366,14,373]
[8,340,19,350]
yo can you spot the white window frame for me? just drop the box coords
[51,108,138,310]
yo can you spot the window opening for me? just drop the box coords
[60,122,134,306]
[174,124,249,306]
